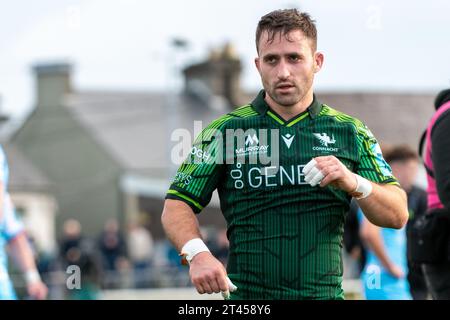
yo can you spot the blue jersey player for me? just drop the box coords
[0,146,48,300]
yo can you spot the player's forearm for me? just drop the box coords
[8,233,39,273]
[8,233,45,293]
[161,199,203,252]
[360,221,395,271]
[357,184,408,229]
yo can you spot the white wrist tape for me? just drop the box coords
[351,174,373,199]
[181,238,210,264]
[24,270,41,284]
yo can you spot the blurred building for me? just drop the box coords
[4,43,435,240]
[7,44,245,239]
[316,92,434,148]
[0,101,57,255]
[4,145,57,254]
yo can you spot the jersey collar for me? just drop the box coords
[251,90,322,124]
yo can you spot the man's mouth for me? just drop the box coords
[276,84,295,91]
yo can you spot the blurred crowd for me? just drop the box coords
[5,88,450,300]
[10,217,229,300]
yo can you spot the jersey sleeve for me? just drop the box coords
[1,194,25,241]
[165,116,229,213]
[354,123,399,185]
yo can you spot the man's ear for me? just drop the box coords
[314,52,324,73]
[255,57,261,73]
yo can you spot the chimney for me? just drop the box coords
[183,43,242,108]
[33,62,72,108]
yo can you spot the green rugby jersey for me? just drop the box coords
[166,90,398,300]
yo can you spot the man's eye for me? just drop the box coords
[289,55,300,62]
[265,56,277,64]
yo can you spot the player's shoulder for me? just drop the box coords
[319,104,373,138]
[229,104,259,118]
[204,104,260,130]
[226,104,260,124]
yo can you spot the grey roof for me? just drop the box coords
[65,90,227,178]
[6,89,436,193]
[316,91,435,148]
[65,90,435,179]
[3,143,52,192]
[243,90,435,148]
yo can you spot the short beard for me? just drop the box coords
[268,87,303,108]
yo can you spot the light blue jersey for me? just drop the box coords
[358,209,412,300]
[0,195,25,300]
[0,145,9,234]
[0,146,8,190]
[0,146,24,300]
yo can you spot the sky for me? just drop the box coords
[1,0,450,119]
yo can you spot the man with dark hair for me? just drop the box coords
[420,89,450,299]
[384,146,428,299]
[162,9,408,299]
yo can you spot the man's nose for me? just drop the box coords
[276,61,290,80]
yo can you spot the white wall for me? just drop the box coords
[10,192,57,254]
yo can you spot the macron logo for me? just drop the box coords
[282,134,295,149]
[245,134,259,146]
[313,133,336,147]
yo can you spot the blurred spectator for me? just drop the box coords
[212,228,229,267]
[343,199,367,276]
[67,241,103,300]
[383,145,428,299]
[127,220,154,288]
[419,88,450,299]
[59,218,102,299]
[59,218,83,268]
[98,218,127,272]
[358,145,421,300]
